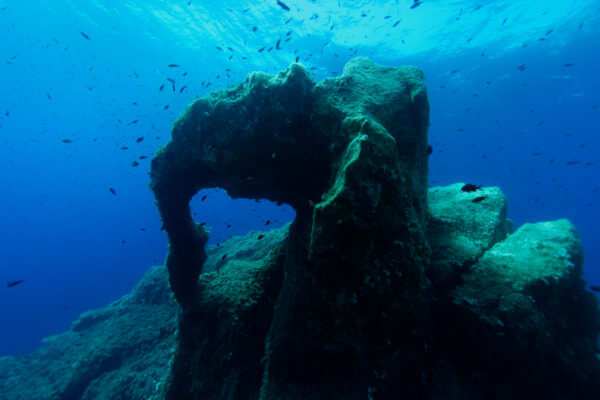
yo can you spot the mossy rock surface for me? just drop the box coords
[427,183,509,294]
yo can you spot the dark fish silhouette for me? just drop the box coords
[276,0,290,11]
[136,137,144,143]
[109,187,116,195]
[159,84,165,91]
[179,86,187,93]
[61,139,73,143]
[471,196,487,203]
[201,195,207,201]
[461,183,482,192]
[168,64,180,68]
[517,64,527,71]
[410,0,422,9]
[80,31,90,40]
[132,161,139,167]
[590,285,600,293]
[6,279,25,288]
[257,234,265,240]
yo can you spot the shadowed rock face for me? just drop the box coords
[151,57,432,398]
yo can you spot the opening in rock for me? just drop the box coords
[190,187,295,247]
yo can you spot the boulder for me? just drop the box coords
[434,219,600,399]
[427,183,509,295]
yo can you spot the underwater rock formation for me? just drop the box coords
[149,57,599,399]
[151,57,432,399]
[151,56,432,399]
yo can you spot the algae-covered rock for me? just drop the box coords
[0,266,178,400]
[437,219,600,399]
[202,223,290,274]
[151,57,431,399]
[427,183,509,294]
[148,57,600,399]
[164,226,287,400]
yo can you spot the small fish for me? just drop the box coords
[410,0,422,9]
[138,155,147,159]
[471,196,487,203]
[566,160,580,165]
[80,31,91,40]
[589,285,600,293]
[393,20,401,27]
[159,84,165,91]
[201,195,207,201]
[136,137,144,143]
[120,146,128,150]
[61,138,73,143]
[221,254,227,261]
[564,63,574,67]
[46,92,52,100]
[276,0,290,11]
[129,120,139,125]
[132,161,139,167]
[295,56,300,62]
[257,234,265,240]
[109,187,116,195]
[258,46,265,53]
[166,78,175,83]
[461,183,482,192]
[216,46,223,51]
[168,64,180,68]
[265,220,271,225]
[6,279,25,288]
[276,39,281,49]
[179,86,187,93]
[517,64,527,71]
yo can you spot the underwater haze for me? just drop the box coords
[0,0,598,357]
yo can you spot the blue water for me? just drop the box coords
[0,0,598,357]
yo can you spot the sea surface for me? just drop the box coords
[0,0,598,357]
